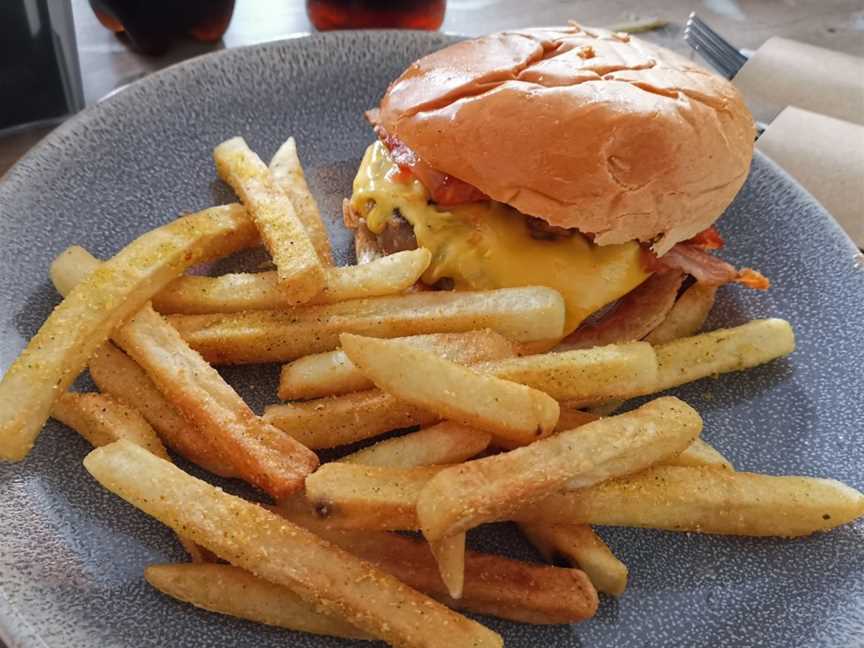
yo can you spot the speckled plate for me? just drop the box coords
[1,30,863,648]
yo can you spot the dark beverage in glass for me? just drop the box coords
[89,0,236,55]
[307,0,445,31]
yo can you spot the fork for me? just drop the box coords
[683,12,749,79]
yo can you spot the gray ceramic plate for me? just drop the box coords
[1,30,863,648]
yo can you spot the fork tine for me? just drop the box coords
[685,28,738,78]
[686,26,740,78]
[689,19,748,70]
[688,14,748,70]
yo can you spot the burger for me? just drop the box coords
[344,24,768,339]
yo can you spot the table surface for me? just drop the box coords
[1,0,863,178]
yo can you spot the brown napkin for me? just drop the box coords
[734,37,864,127]
[757,107,864,248]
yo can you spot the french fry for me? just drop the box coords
[339,422,491,468]
[213,136,325,300]
[429,533,466,600]
[52,392,170,459]
[168,286,566,364]
[146,564,370,640]
[473,342,658,403]
[580,319,796,410]
[554,406,600,433]
[651,319,795,393]
[89,344,237,478]
[114,304,318,499]
[277,508,599,624]
[279,329,515,400]
[416,397,702,542]
[644,282,718,345]
[519,523,628,597]
[517,465,864,536]
[268,136,333,265]
[152,249,431,315]
[340,334,560,446]
[304,464,447,531]
[0,205,258,461]
[51,392,204,562]
[52,249,317,498]
[667,438,733,470]
[84,441,501,648]
[264,390,437,450]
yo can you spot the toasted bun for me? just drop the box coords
[378,25,755,253]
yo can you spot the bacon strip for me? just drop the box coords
[658,245,770,289]
[558,271,685,350]
[376,127,488,206]
[686,226,725,250]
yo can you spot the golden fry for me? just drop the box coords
[146,564,369,640]
[519,523,628,597]
[264,390,437,449]
[474,342,657,403]
[277,508,599,625]
[52,250,318,498]
[279,329,514,400]
[416,397,702,542]
[518,465,864,537]
[85,441,502,648]
[340,334,560,446]
[168,286,566,364]
[269,136,333,265]
[304,463,446,531]
[213,136,325,299]
[339,421,491,468]
[89,344,236,478]
[153,249,430,315]
[0,205,257,461]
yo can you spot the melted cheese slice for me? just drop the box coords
[350,141,649,333]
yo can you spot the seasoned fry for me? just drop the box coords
[264,390,437,449]
[146,564,369,640]
[213,136,325,299]
[518,465,864,537]
[644,282,718,345]
[277,508,598,625]
[51,250,318,498]
[51,392,203,562]
[519,523,628,597]
[168,286,566,364]
[84,441,501,648]
[430,533,466,599]
[416,397,702,542]
[559,271,684,350]
[554,407,600,433]
[115,305,318,499]
[339,422,491,468]
[269,136,333,265]
[152,249,431,315]
[89,344,237,478]
[0,205,257,461]
[652,319,795,393]
[52,392,169,459]
[304,464,447,531]
[473,342,657,403]
[279,329,515,400]
[340,334,560,446]
[667,438,733,470]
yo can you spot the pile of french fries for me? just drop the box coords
[2,134,862,648]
